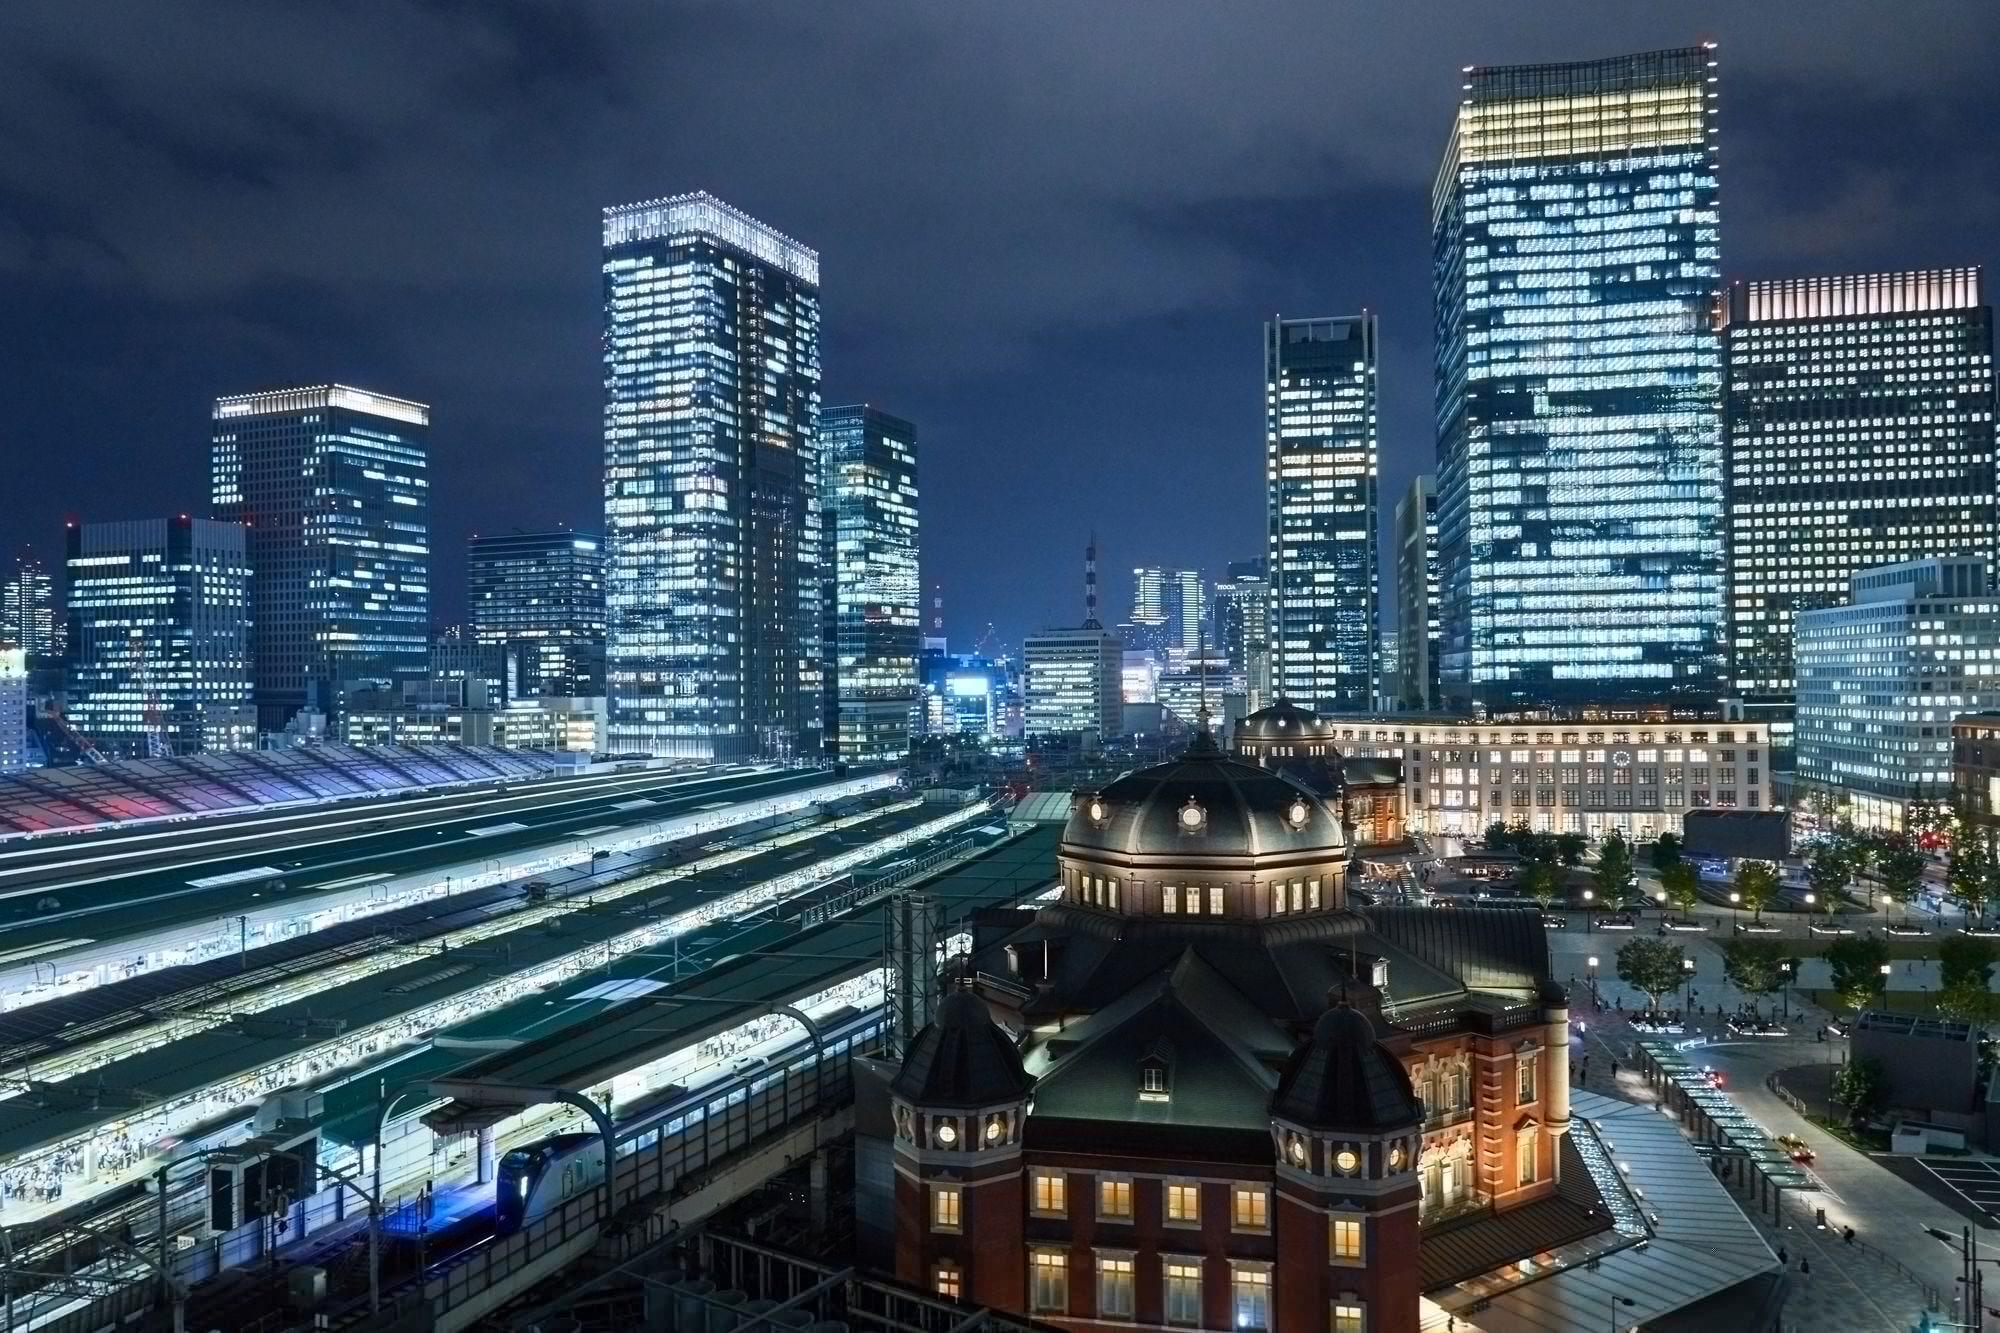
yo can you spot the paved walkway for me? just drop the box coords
[1555,958,1976,1333]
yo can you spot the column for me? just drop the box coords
[477,1126,496,1185]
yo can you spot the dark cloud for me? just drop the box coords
[2,2,1997,647]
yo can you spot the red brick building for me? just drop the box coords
[880,732,1571,1331]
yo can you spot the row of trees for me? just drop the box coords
[1609,930,2000,1023]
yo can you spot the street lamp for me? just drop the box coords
[1583,887,1594,934]
[1611,1294,1636,1332]
[1780,960,1793,1020]
[1587,954,1599,1002]
[1682,955,1696,1014]
[1729,890,1741,930]
[1803,892,1815,937]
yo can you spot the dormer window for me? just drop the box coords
[1178,798,1207,833]
[1140,1039,1174,1102]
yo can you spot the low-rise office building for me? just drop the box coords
[1797,558,2000,830]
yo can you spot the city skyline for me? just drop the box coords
[2,9,1993,653]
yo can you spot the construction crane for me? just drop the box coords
[130,629,167,759]
[38,702,108,765]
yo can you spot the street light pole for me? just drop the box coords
[1610,1293,1636,1332]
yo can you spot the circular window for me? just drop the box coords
[1389,1145,1407,1171]
[1087,798,1107,824]
[934,1120,958,1147]
[985,1115,1006,1144]
[1179,800,1206,832]
[1287,798,1311,830]
[1612,750,1632,768]
[1335,1148,1360,1173]
[1287,1135,1307,1166]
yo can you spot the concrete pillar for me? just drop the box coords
[477,1126,496,1185]
[809,1151,830,1232]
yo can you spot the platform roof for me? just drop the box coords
[0,765,848,959]
[426,823,1060,1108]
[0,799,948,1166]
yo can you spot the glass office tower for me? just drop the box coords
[1128,567,1203,656]
[602,192,822,761]
[1723,268,1997,746]
[467,531,607,697]
[1,555,58,660]
[1265,314,1379,714]
[1394,473,1441,709]
[1434,45,1723,713]
[211,385,430,732]
[820,404,920,761]
[65,516,253,756]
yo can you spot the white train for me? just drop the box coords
[491,1003,883,1233]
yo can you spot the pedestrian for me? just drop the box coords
[1777,1246,1787,1265]
[1843,1226,1855,1245]
[1611,1060,1619,1081]
[1799,1257,1810,1278]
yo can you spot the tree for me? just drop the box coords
[1949,821,1992,923]
[1595,830,1637,909]
[1734,861,1780,922]
[1660,862,1700,919]
[1722,937,1786,1013]
[1519,860,1564,913]
[1650,831,1683,874]
[1483,821,1515,854]
[1831,1054,1887,1126]
[1875,835,1928,921]
[1939,934,1996,992]
[1615,937,1686,1013]
[1938,978,1996,1027]
[1823,935,1890,1016]
[1555,832,1588,868]
[1806,846,1849,918]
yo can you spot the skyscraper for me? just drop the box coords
[467,531,607,697]
[1,554,58,659]
[1394,474,1440,709]
[820,404,920,761]
[1265,314,1379,713]
[1129,567,1204,657]
[1723,269,1997,744]
[1434,45,1724,713]
[211,385,430,731]
[0,649,25,774]
[602,192,822,760]
[64,517,253,756]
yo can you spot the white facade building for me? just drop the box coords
[1316,713,1771,840]
[0,649,25,774]
[1023,627,1122,740]
[1796,557,2000,830]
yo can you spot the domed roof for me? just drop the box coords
[1235,698,1335,744]
[1064,732,1344,860]
[890,989,1034,1109]
[1270,1001,1422,1132]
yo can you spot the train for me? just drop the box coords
[492,1002,883,1232]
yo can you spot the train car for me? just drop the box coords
[495,1133,604,1234]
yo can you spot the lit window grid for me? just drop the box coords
[1436,47,1723,712]
[602,221,823,760]
[1794,591,2000,826]
[1723,296,1997,735]
[1293,713,1767,840]
[820,406,920,761]
[1265,316,1380,715]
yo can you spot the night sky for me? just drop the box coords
[3,4,1996,653]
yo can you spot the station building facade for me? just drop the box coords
[874,733,1574,1331]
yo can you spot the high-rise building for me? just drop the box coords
[602,192,822,760]
[1796,558,2000,830]
[211,385,430,732]
[1723,269,1997,745]
[1129,567,1203,657]
[1024,542,1123,739]
[1434,45,1724,713]
[1394,474,1440,709]
[0,648,25,774]
[1266,314,1379,714]
[467,531,607,697]
[1211,557,1272,710]
[820,404,921,762]
[64,517,253,757]
[1,555,59,660]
